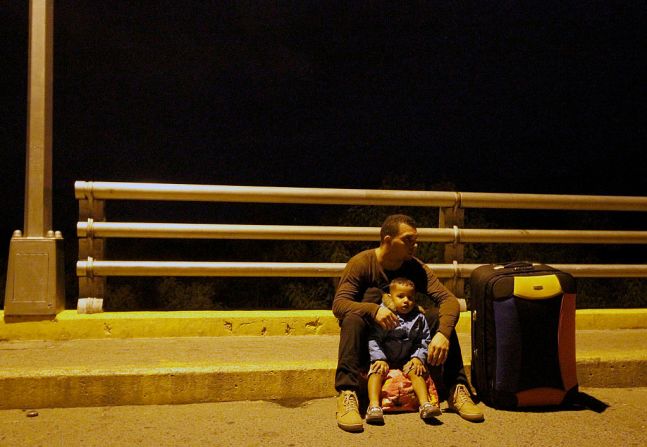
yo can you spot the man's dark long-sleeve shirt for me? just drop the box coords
[332,249,460,339]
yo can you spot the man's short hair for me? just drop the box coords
[380,214,417,241]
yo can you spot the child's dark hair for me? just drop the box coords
[389,277,415,291]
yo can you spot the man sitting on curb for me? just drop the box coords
[333,214,484,432]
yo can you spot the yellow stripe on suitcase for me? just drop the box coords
[513,274,563,299]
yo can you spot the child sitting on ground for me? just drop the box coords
[366,277,441,424]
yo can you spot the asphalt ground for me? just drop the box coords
[0,387,645,447]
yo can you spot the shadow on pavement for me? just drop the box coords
[494,392,610,414]
[570,391,610,413]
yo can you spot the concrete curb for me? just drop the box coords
[573,309,647,330]
[1,358,644,410]
[0,363,336,409]
[0,310,340,340]
[1,329,645,410]
[2,309,646,340]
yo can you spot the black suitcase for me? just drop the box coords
[470,262,578,408]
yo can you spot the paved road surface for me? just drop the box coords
[0,387,644,447]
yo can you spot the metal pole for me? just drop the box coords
[24,0,54,237]
[4,0,65,316]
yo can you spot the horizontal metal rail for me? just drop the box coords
[76,260,647,278]
[77,260,347,278]
[79,222,383,241]
[74,181,647,211]
[77,221,647,244]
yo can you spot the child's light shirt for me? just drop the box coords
[368,304,431,366]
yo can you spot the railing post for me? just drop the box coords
[439,204,465,300]
[78,196,106,302]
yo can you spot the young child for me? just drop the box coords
[366,277,441,424]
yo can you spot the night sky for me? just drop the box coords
[2,2,646,254]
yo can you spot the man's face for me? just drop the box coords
[389,223,418,261]
[390,283,416,315]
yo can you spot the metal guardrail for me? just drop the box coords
[77,221,647,244]
[74,181,647,302]
[76,260,647,279]
[75,181,647,211]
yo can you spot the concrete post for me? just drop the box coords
[4,0,65,316]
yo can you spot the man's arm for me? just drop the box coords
[423,264,459,366]
[424,265,460,339]
[332,256,380,320]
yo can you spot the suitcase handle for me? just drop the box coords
[503,262,535,272]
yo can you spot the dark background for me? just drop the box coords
[2,2,645,308]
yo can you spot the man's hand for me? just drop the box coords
[369,360,390,377]
[374,306,399,330]
[427,332,450,366]
[403,357,427,376]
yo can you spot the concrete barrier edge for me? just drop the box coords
[1,308,646,340]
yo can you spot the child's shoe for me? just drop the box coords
[365,406,384,425]
[419,401,442,420]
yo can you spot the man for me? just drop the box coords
[333,214,483,432]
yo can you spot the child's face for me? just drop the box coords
[389,283,416,315]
